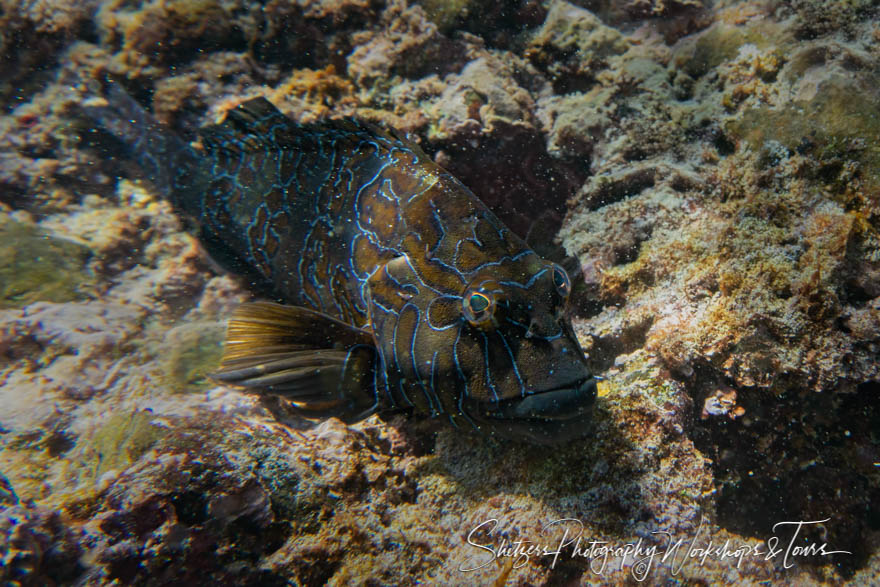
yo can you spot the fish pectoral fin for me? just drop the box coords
[212,301,379,422]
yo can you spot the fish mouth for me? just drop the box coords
[467,377,598,445]
[488,377,597,420]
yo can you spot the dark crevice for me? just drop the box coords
[582,167,656,212]
[425,127,589,255]
[713,131,736,156]
[585,314,654,374]
[425,0,548,51]
[171,490,209,526]
[691,373,880,579]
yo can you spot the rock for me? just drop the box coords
[1,0,879,583]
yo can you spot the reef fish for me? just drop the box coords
[82,83,597,444]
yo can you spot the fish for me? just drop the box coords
[80,81,597,444]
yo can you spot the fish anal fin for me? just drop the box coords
[213,302,379,423]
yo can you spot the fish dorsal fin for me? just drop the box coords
[199,98,292,154]
[227,97,286,123]
[322,117,432,161]
[212,302,379,422]
[200,97,431,165]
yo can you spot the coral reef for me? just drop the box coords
[0,0,96,103]
[0,0,878,584]
[347,1,472,87]
[96,0,251,77]
[0,501,85,586]
[526,0,629,93]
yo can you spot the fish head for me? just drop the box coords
[368,251,596,444]
[450,258,597,444]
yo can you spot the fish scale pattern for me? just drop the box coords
[84,91,597,444]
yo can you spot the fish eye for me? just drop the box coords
[463,290,495,324]
[552,264,571,299]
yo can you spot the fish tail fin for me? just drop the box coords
[212,302,380,423]
[78,78,205,214]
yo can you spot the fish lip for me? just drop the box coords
[524,376,595,398]
[478,376,598,423]
[462,377,597,445]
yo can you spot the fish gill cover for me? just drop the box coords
[0,0,879,585]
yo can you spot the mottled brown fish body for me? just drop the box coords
[85,93,597,444]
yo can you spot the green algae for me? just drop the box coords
[417,0,482,31]
[0,217,96,309]
[158,322,226,393]
[82,410,164,480]
[676,22,781,79]
[791,0,879,39]
[727,73,880,193]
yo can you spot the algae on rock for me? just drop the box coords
[78,410,164,481]
[156,321,226,393]
[0,216,95,309]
